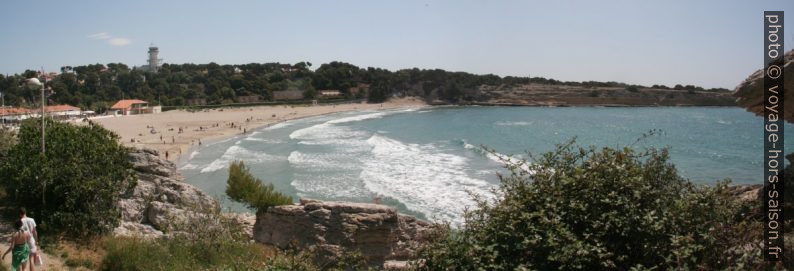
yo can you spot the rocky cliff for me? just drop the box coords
[117,148,430,268]
[254,199,432,267]
[113,148,252,238]
[734,49,794,122]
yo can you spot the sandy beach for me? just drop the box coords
[92,97,427,162]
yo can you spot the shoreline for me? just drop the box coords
[93,97,428,163]
[466,102,739,107]
[93,99,740,165]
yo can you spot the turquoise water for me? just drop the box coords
[179,106,793,223]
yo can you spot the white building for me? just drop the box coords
[137,45,163,72]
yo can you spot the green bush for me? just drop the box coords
[0,118,134,236]
[0,127,16,160]
[415,140,749,270]
[226,160,292,211]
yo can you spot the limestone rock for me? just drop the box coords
[734,49,794,123]
[113,222,164,239]
[115,148,221,238]
[226,212,257,240]
[254,198,431,267]
[128,147,180,179]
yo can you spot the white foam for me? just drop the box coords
[243,137,284,144]
[360,135,494,225]
[462,140,532,173]
[179,163,199,170]
[716,119,732,125]
[289,123,368,142]
[290,173,369,198]
[200,145,284,173]
[188,150,200,160]
[290,109,415,141]
[264,122,293,130]
[326,111,388,124]
[495,121,533,126]
[205,137,236,147]
[287,151,360,171]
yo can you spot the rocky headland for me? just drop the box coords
[734,49,794,122]
[115,148,430,269]
[428,83,737,107]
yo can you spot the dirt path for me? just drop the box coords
[0,223,67,271]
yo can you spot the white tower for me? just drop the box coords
[147,44,162,72]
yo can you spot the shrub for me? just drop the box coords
[100,204,368,270]
[100,201,270,271]
[0,118,134,237]
[226,160,292,211]
[415,140,748,270]
[0,127,16,160]
[626,85,639,92]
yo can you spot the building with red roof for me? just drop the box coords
[0,104,84,123]
[110,99,160,115]
[45,104,81,117]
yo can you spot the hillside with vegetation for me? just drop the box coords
[0,61,734,112]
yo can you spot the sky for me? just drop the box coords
[0,0,792,89]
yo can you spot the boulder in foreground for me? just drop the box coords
[254,198,432,267]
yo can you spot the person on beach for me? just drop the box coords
[19,208,38,271]
[165,151,169,160]
[3,220,31,271]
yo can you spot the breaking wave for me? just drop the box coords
[361,135,493,225]
[200,145,284,173]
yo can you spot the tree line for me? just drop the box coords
[0,61,730,112]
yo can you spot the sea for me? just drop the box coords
[178,106,793,224]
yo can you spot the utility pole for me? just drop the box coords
[26,76,46,206]
[41,84,45,155]
[1,91,4,126]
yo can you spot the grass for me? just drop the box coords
[99,237,275,271]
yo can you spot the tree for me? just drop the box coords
[226,161,292,211]
[1,119,134,236]
[416,140,749,270]
[0,127,16,161]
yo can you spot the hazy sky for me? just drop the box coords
[1,0,792,88]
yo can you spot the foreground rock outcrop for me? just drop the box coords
[734,49,794,122]
[114,148,221,238]
[254,199,432,267]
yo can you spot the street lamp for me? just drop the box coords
[26,78,45,155]
[0,91,4,126]
[26,77,54,206]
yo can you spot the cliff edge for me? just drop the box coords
[254,198,432,267]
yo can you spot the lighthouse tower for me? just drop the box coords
[147,44,162,72]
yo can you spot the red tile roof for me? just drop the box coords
[45,104,80,112]
[0,105,81,116]
[0,107,33,116]
[110,99,147,110]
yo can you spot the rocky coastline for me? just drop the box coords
[115,148,431,269]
